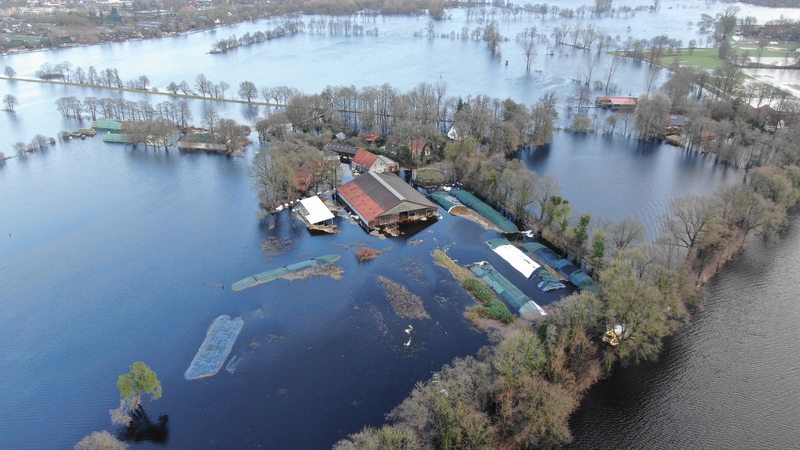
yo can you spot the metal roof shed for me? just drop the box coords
[95,119,123,131]
[487,238,541,278]
[299,196,335,225]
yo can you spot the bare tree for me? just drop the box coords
[177,81,191,95]
[202,109,220,134]
[215,81,230,99]
[584,52,598,87]
[30,135,49,151]
[609,216,646,249]
[3,94,18,112]
[261,86,273,104]
[534,173,560,221]
[195,73,212,97]
[663,195,719,266]
[482,21,502,57]
[522,39,537,71]
[238,81,258,102]
[634,93,671,141]
[645,66,661,95]
[14,142,28,157]
[603,54,622,94]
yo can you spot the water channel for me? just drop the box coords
[1,2,799,448]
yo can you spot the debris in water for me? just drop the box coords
[225,354,240,374]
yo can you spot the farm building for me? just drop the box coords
[352,149,399,173]
[595,96,638,111]
[324,143,359,161]
[337,171,438,231]
[94,119,124,131]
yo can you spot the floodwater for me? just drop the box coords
[2,1,799,448]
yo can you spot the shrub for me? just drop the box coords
[477,299,514,324]
[355,247,381,261]
[462,278,495,304]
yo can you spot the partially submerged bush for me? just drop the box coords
[355,247,382,262]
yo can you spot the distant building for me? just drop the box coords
[408,139,433,160]
[447,126,459,141]
[94,119,124,131]
[352,148,399,173]
[337,171,438,231]
[324,143,359,161]
[596,96,638,111]
[665,115,686,134]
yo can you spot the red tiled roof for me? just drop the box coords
[339,172,437,223]
[353,149,378,169]
[598,96,637,105]
[338,178,386,222]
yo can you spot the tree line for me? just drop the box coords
[55,95,191,126]
[0,0,442,52]
[210,20,304,54]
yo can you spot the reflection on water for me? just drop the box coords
[516,132,741,238]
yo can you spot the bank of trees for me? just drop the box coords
[5,134,52,160]
[55,95,192,125]
[249,135,341,212]
[268,83,558,158]
[248,83,561,210]
[210,20,304,53]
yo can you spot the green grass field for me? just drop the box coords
[653,39,797,70]
[1,34,43,43]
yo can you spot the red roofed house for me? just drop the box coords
[352,149,399,173]
[595,96,638,111]
[337,171,438,231]
[408,139,433,161]
[293,165,313,195]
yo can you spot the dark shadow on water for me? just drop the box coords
[514,143,550,166]
[121,405,169,445]
[395,216,439,239]
[241,104,260,121]
[631,138,661,156]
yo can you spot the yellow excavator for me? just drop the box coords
[602,324,627,346]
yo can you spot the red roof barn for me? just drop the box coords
[337,171,438,231]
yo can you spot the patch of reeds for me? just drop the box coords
[261,236,292,253]
[377,276,430,319]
